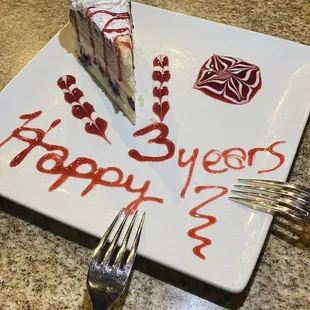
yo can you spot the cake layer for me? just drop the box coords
[77,37,136,122]
[69,2,136,123]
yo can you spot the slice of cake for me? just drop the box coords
[69,0,136,123]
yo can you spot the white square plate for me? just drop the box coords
[1,3,310,293]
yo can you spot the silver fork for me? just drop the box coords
[229,178,310,224]
[87,209,145,310]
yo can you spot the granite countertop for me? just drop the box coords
[1,0,309,309]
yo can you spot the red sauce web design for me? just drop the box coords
[0,55,286,260]
[194,54,262,105]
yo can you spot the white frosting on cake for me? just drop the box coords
[69,0,129,10]
[90,6,132,39]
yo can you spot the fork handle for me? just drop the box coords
[92,306,109,310]
[90,298,111,310]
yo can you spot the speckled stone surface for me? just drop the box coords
[1,0,310,309]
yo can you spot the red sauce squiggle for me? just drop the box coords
[0,111,163,214]
[188,186,228,260]
[57,75,111,144]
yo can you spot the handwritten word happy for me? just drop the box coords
[0,111,163,214]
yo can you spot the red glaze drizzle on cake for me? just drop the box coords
[57,75,111,144]
[85,9,133,82]
[194,54,262,104]
[70,11,81,44]
[86,9,98,65]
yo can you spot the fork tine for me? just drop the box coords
[246,184,310,202]
[231,189,309,213]
[238,178,310,196]
[231,190,308,216]
[125,212,145,267]
[102,212,130,264]
[229,196,310,223]
[114,211,138,267]
[93,208,124,261]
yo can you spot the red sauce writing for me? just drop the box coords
[0,52,286,261]
[124,53,284,259]
[178,143,285,259]
[129,55,175,162]
[129,123,175,162]
[178,148,199,198]
[178,143,285,201]
[0,111,163,214]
